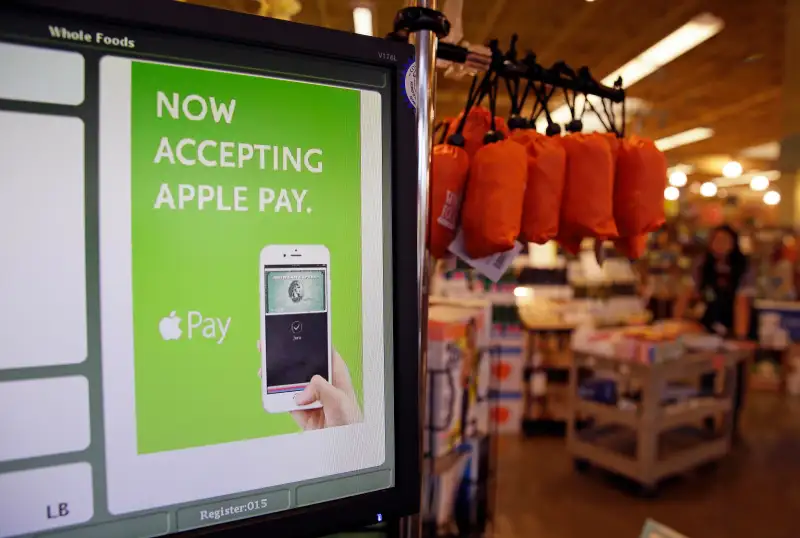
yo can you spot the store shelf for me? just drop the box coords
[431,449,471,476]
[572,350,749,384]
[574,400,638,428]
[520,325,579,435]
[658,398,732,432]
[573,397,731,432]
[567,349,748,490]
[571,425,728,484]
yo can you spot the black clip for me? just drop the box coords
[392,7,451,39]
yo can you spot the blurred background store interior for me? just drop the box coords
[183,1,799,537]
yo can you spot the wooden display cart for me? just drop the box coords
[566,349,749,494]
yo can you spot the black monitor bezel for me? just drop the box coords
[0,1,420,537]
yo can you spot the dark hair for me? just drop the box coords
[700,225,747,292]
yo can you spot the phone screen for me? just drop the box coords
[263,265,328,394]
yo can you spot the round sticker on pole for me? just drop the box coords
[403,59,417,109]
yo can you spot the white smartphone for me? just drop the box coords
[260,244,332,413]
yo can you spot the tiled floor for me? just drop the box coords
[494,393,800,538]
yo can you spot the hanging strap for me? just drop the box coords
[433,120,448,145]
[563,86,587,133]
[505,74,532,130]
[448,69,492,146]
[505,75,521,116]
[584,95,614,134]
[529,80,560,136]
[602,98,618,136]
[529,80,555,124]
[518,78,534,114]
[487,70,499,133]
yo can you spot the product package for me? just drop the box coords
[429,143,470,259]
[489,345,525,393]
[426,304,489,456]
[422,447,471,528]
[511,130,566,244]
[613,136,668,238]
[447,106,510,158]
[558,133,617,246]
[429,297,492,438]
[488,393,523,434]
[461,138,528,258]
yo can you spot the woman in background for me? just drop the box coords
[674,225,755,438]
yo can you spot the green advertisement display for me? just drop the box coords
[130,62,364,454]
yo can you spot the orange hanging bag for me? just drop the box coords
[512,130,566,244]
[461,138,528,258]
[614,136,667,237]
[559,132,618,240]
[613,234,648,261]
[447,69,510,158]
[429,143,470,258]
[427,110,473,260]
[460,70,528,258]
[448,107,510,158]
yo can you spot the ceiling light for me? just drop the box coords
[669,170,688,187]
[664,186,680,201]
[700,181,718,197]
[750,175,769,191]
[764,190,781,206]
[669,163,695,174]
[722,161,743,178]
[537,14,723,132]
[654,127,714,151]
[740,141,780,160]
[353,7,373,36]
[715,169,780,187]
[514,286,530,297]
[601,13,724,88]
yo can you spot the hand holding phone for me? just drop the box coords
[290,349,362,430]
[257,346,362,430]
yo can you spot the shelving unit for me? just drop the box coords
[422,301,499,538]
[566,350,749,494]
[520,324,577,436]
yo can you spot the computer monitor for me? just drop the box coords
[0,1,420,537]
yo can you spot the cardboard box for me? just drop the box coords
[488,394,523,434]
[489,345,525,393]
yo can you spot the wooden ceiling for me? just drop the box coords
[183,0,787,177]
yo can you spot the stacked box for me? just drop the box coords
[487,304,526,434]
[489,341,525,393]
[426,302,490,457]
[429,296,493,439]
[488,393,524,434]
[426,307,470,458]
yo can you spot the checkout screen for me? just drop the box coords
[0,7,395,538]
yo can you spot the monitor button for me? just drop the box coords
[0,463,94,537]
[0,376,90,463]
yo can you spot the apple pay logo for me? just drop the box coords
[159,310,231,344]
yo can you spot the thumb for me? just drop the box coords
[294,375,338,406]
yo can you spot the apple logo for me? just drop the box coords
[159,311,182,341]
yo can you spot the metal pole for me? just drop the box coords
[402,1,438,538]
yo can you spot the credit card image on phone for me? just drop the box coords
[259,244,332,413]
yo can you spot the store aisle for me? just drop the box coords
[494,393,800,538]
